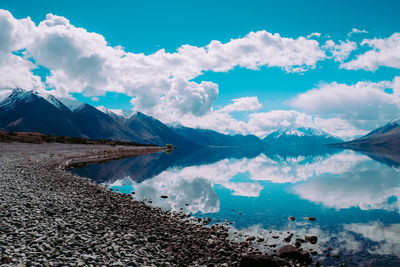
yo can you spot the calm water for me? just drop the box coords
[70,146,400,266]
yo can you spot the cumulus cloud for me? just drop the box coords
[341,33,400,70]
[0,10,328,120]
[291,78,400,130]
[0,10,43,91]
[220,97,262,113]
[322,40,357,62]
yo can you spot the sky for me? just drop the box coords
[1,0,400,139]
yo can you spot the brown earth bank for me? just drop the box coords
[0,143,313,267]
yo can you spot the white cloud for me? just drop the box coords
[220,96,262,113]
[342,33,400,70]
[0,10,35,53]
[291,78,400,130]
[322,40,357,62]
[0,10,328,120]
[0,10,43,91]
[0,55,44,91]
[307,32,321,39]
[347,28,368,37]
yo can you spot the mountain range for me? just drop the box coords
[0,88,354,148]
[0,88,268,147]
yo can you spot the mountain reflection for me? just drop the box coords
[71,146,400,215]
[71,145,266,184]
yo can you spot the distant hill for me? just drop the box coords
[263,127,343,148]
[330,119,400,153]
[172,125,266,147]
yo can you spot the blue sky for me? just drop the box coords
[1,0,400,138]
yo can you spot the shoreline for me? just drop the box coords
[0,143,312,266]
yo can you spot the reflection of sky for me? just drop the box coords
[293,158,400,212]
[344,221,400,256]
[109,150,400,215]
[103,149,400,261]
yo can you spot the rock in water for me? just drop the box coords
[246,236,256,241]
[278,245,312,265]
[305,234,318,244]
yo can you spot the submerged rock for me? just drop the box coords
[305,217,316,221]
[278,245,312,265]
[246,236,256,241]
[305,234,318,244]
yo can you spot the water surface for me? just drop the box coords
[70,146,400,266]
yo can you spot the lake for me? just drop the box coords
[70,146,400,266]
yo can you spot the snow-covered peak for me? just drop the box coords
[96,106,135,118]
[268,127,335,139]
[58,97,85,111]
[388,118,400,126]
[0,88,72,111]
[45,95,65,110]
[96,105,108,113]
[111,109,135,118]
[0,88,38,110]
[168,121,185,128]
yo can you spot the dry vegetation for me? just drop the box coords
[0,130,155,147]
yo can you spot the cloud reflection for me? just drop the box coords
[344,221,400,256]
[293,158,400,213]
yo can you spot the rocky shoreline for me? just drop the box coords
[0,143,314,266]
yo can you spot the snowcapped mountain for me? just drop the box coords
[263,127,343,147]
[96,106,135,120]
[0,88,144,142]
[57,97,85,111]
[0,89,82,137]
